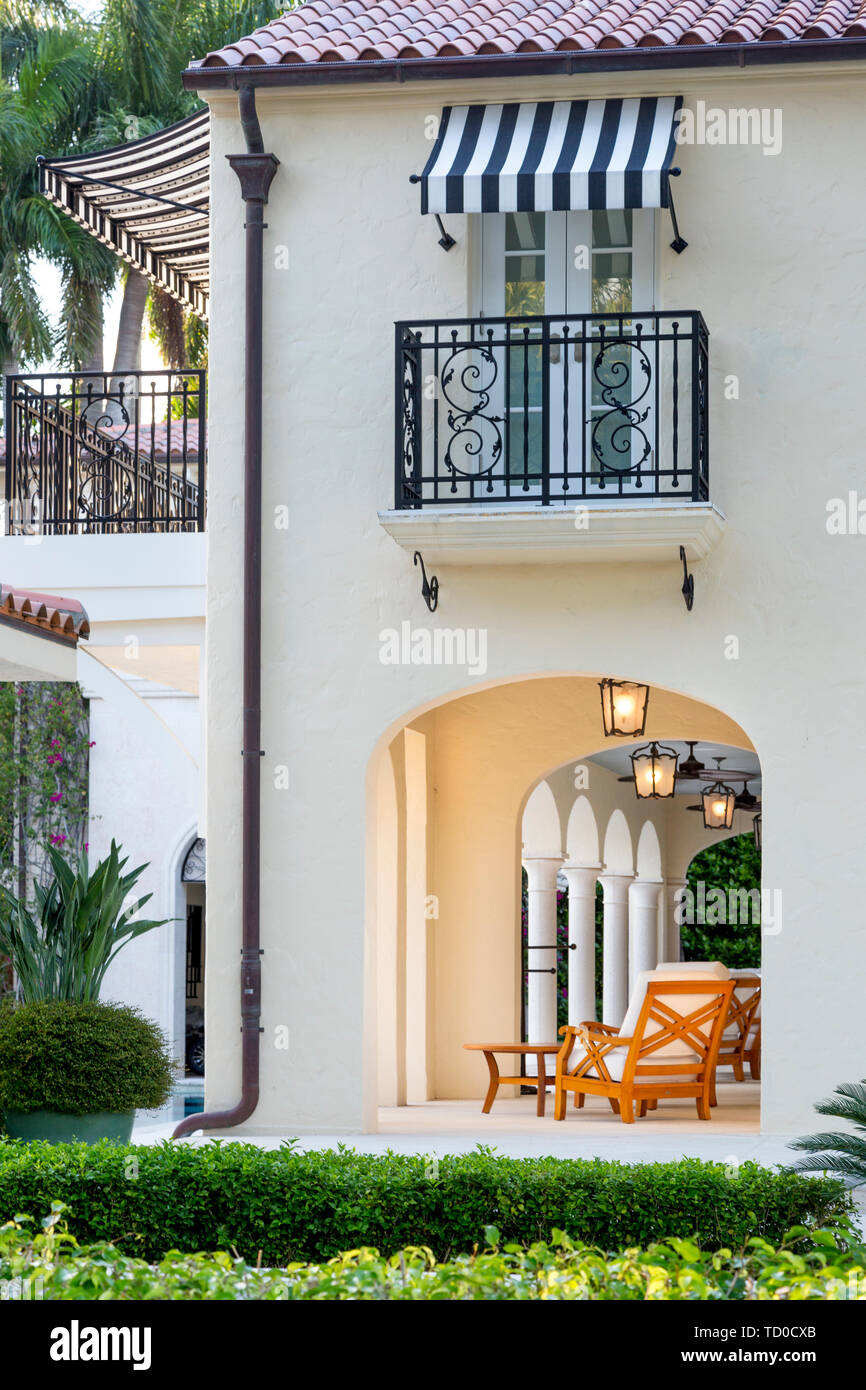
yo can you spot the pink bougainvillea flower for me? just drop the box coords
[50,834,67,845]
[49,793,62,803]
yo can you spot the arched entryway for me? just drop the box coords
[180,835,207,1119]
[367,671,762,1130]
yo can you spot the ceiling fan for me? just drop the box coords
[618,743,759,787]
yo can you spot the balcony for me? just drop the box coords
[383,313,723,566]
[2,370,205,536]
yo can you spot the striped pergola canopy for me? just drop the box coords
[39,111,210,318]
[419,97,683,215]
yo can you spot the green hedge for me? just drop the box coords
[2,1205,864,1301]
[0,1141,850,1262]
[0,1001,173,1114]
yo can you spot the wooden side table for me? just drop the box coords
[463,1043,562,1117]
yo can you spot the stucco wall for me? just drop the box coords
[83,652,200,1063]
[203,64,866,1133]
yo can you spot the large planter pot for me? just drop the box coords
[2,1109,135,1145]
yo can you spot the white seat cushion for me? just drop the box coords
[656,960,730,978]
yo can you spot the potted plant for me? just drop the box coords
[0,999,173,1143]
[0,841,173,1143]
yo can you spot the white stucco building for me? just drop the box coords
[0,530,205,1094]
[16,0,866,1139]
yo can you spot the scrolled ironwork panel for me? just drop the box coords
[440,331,503,488]
[588,326,652,487]
[394,312,708,509]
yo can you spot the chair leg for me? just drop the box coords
[732,1058,745,1083]
[709,1073,718,1107]
[535,1055,548,1118]
[749,1053,761,1081]
[637,1100,648,1118]
[608,1097,621,1115]
[620,1096,635,1124]
[573,1091,585,1109]
[647,1099,658,1110]
[554,1081,567,1121]
[696,1091,712,1120]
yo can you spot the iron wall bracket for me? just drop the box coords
[435,214,456,250]
[680,545,694,611]
[667,169,688,254]
[413,550,439,612]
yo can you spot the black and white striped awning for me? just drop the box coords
[419,97,683,215]
[39,111,209,318]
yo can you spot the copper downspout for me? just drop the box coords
[172,89,278,1139]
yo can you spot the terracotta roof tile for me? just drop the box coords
[0,585,89,646]
[195,0,866,65]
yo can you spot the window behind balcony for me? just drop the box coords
[478,210,655,487]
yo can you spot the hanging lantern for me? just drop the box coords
[599,679,650,738]
[753,813,762,850]
[630,742,678,799]
[702,779,736,830]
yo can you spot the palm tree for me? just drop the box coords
[97,0,281,376]
[789,1080,866,1187]
[0,7,117,386]
[1,0,284,392]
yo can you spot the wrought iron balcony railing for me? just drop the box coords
[3,370,206,535]
[395,312,708,509]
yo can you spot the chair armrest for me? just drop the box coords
[557,1022,633,1072]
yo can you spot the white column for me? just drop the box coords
[599,873,632,1025]
[629,879,663,994]
[562,863,599,1025]
[663,878,688,963]
[523,857,562,1045]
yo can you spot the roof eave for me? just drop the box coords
[182,37,866,91]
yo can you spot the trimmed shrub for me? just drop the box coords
[0,1001,173,1115]
[0,1141,849,1262]
[1,1205,864,1301]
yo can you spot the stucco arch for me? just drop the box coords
[522,779,562,858]
[602,808,634,875]
[363,670,760,1118]
[566,794,600,865]
[636,820,663,880]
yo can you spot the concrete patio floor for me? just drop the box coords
[136,1080,781,1162]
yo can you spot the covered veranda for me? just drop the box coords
[369,672,763,1142]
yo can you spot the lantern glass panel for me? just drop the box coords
[599,679,649,737]
[631,744,677,799]
[702,782,735,830]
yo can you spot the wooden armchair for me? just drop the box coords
[715,972,761,1082]
[554,975,734,1125]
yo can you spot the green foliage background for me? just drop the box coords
[682,831,762,968]
[3,1206,864,1301]
[0,682,91,909]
